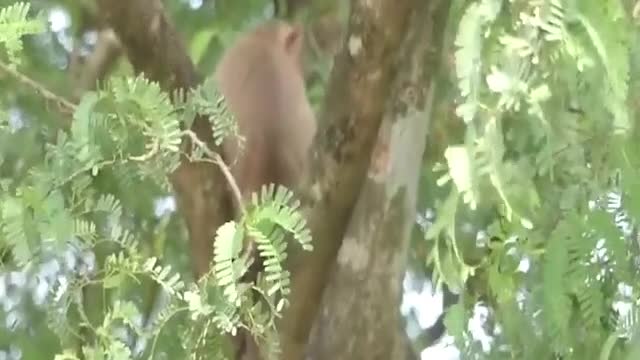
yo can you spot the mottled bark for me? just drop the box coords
[304,1,451,358]
[94,0,233,280]
[279,0,431,358]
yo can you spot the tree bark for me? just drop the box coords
[279,0,431,358]
[303,1,451,358]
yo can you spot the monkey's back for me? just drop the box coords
[214,21,316,198]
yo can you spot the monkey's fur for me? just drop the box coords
[213,20,317,359]
[215,20,316,201]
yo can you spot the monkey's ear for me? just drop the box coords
[283,24,304,55]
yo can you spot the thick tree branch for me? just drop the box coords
[70,28,123,101]
[94,0,233,279]
[280,0,419,358]
[68,2,122,100]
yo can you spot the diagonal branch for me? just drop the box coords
[94,0,233,280]
[0,60,76,116]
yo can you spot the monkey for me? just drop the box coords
[213,20,317,359]
[215,20,316,203]
[215,19,316,292]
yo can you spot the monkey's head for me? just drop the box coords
[244,20,305,71]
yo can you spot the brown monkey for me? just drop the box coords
[215,20,316,202]
[213,20,316,360]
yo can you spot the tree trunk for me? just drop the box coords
[304,1,451,358]
[278,0,422,357]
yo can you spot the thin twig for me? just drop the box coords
[182,129,245,215]
[0,60,76,117]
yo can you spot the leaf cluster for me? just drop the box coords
[427,0,640,358]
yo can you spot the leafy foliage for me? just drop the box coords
[426,0,640,358]
[0,2,312,359]
[0,2,44,65]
